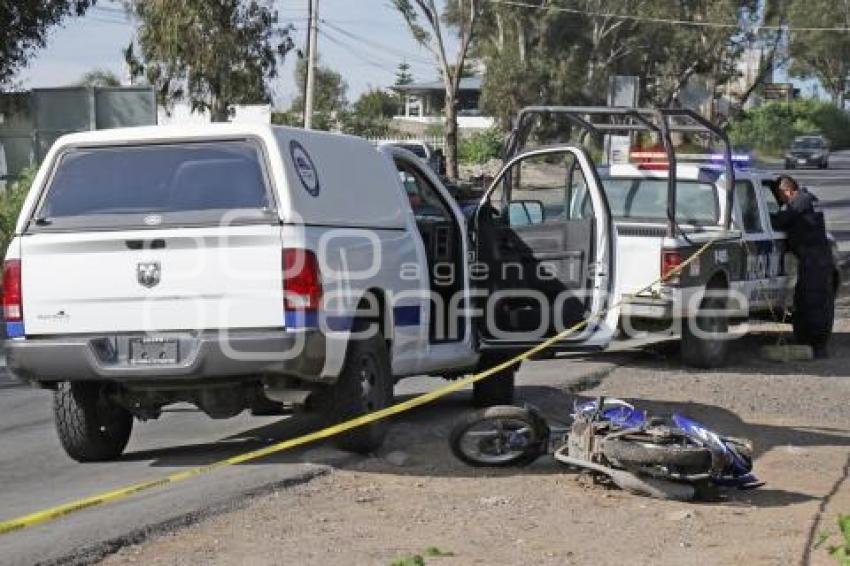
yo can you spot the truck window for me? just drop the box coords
[495,152,587,225]
[36,140,271,229]
[735,180,763,233]
[396,161,451,219]
[760,181,780,215]
[599,178,718,224]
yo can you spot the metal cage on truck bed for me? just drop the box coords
[502,106,737,236]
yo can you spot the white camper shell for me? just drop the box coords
[4,124,617,460]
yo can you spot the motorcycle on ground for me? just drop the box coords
[449,397,760,501]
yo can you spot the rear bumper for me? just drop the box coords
[5,329,329,385]
[620,295,674,320]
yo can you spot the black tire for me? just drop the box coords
[785,160,793,170]
[681,290,730,369]
[316,331,393,454]
[473,353,518,407]
[602,437,712,474]
[449,406,544,467]
[53,382,133,462]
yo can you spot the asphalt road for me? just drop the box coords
[1,155,849,565]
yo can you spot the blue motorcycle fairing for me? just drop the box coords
[574,398,758,487]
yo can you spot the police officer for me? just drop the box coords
[771,175,834,358]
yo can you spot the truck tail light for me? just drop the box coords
[282,249,322,311]
[661,251,682,282]
[2,259,22,322]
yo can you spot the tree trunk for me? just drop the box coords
[210,95,229,122]
[445,93,459,180]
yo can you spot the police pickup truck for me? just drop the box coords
[3,124,617,461]
[499,107,839,368]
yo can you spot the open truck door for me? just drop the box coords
[472,146,617,352]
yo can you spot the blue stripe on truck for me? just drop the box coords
[6,322,24,338]
[393,305,420,327]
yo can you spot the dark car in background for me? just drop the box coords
[785,135,830,169]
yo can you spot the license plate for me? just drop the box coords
[129,338,179,365]
[798,159,806,164]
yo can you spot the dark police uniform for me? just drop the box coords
[771,188,834,355]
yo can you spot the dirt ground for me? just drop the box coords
[101,318,850,565]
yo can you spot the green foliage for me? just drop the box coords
[75,68,121,87]
[288,58,348,131]
[0,1,95,87]
[815,514,850,565]
[389,546,454,565]
[341,89,399,138]
[271,110,301,127]
[728,100,850,154]
[424,123,445,138]
[0,166,36,258]
[475,0,761,128]
[458,128,503,164]
[786,0,850,104]
[390,555,425,566]
[127,0,295,121]
[423,546,454,557]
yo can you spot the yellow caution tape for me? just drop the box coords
[0,236,719,536]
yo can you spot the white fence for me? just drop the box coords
[367,135,445,150]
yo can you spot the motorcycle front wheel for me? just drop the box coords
[449,406,546,467]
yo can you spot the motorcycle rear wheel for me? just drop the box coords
[602,437,712,474]
[449,406,545,467]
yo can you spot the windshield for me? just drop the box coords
[35,140,271,229]
[573,177,719,224]
[792,137,825,149]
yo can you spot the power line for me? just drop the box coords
[487,0,850,32]
[317,28,398,76]
[321,19,433,66]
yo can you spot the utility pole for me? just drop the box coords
[304,0,319,130]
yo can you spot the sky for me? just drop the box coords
[18,1,444,108]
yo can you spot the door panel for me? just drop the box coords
[474,147,613,345]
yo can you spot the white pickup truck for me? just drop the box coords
[3,123,619,461]
[505,107,839,367]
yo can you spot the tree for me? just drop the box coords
[473,1,589,130]
[393,0,482,179]
[341,89,399,138]
[286,58,348,131]
[631,1,758,108]
[786,0,850,107]
[126,0,295,121]
[394,61,414,86]
[0,1,95,88]
[76,69,121,87]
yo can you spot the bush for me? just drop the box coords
[0,165,36,258]
[728,100,850,154]
[458,128,504,165]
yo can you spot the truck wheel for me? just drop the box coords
[318,332,393,454]
[54,382,133,462]
[472,353,518,407]
[681,292,730,369]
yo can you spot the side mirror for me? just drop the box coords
[508,200,544,226]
